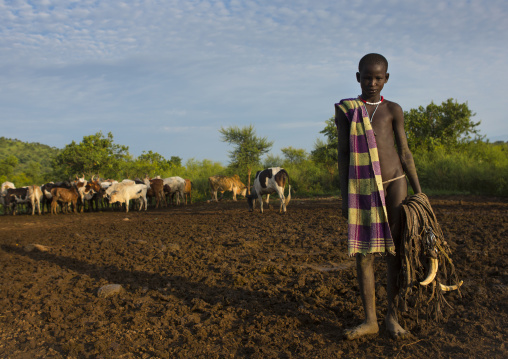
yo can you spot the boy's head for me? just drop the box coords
[358,53,388,73]
[356,53,389,100]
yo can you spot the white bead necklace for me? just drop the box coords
[358,95,384,106]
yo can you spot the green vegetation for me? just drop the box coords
[415,141,508,196]
[0,99,506,199]
[0,137,60,185]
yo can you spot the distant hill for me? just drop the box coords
[0,137,60,177]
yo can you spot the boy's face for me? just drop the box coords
[356,63,389,100]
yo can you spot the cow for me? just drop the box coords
[41,181,72,214]
[74,175,89,213]
[1,181,15,194]
[108,184,148,213]
[51,185,81,214]
[162,177,186,205]
[1,182,15,212]
[246,167,291,213]
[84,179,106,211]
[144,178,166,208]
[26,185,43,215]
[4,187,28,215]
[208,174,247,202]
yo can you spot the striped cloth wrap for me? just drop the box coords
[335,98,395,256]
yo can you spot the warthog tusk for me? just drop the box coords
[439,280,464,292]
[420,258,438,286]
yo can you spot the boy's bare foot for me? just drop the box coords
[385,316,410,340]
[344,321,379,340]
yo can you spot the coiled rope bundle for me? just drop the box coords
[398,193,462,321]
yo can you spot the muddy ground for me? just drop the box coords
[0,196,506,358]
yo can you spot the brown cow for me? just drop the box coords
[208,174,247,202]
[145,178,166,208]
[51,186,80,214]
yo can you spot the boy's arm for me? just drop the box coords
[335,106,350,218]
[391,103,422,194]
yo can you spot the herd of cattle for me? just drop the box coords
[0,167,291,215]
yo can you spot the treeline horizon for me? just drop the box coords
[1,99,507,198]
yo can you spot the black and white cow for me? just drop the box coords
[246,167,291,213]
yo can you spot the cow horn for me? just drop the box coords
[439,280,464,292]
[420,258,438,286]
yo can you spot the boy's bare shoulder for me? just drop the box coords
[384,99,404,117]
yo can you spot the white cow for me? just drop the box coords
[108,184,148,213]
[246,167,291,213]
[105,180,135,197]
[0,181,14,208]
[162,176,186,205]
[1,181,15,194]
[26,185,43,215]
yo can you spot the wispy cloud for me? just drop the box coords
[0,0,507,163]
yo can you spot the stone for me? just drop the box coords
[24,244,50,252]
[97,284,123,298]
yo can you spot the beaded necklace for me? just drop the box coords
[358,95,384,105]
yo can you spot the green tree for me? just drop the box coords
[25,161,43,184]
[404,98,482,152]
[134,150,171,177]
[169,156,182,168]
[54,132,130,179]
[281,147,308,165]
[263,154,284,168]
[0,155,19,178]
[219,125,273,191]
[312,118,338,181]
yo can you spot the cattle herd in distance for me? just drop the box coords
[0,167,292,215]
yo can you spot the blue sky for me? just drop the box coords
[1,0,507,165]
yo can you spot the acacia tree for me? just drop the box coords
[219,125,273,192]
[54,131,130,179]
[404,99,482,152]
[281,146,308,165]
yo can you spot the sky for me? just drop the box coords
[1,0,507,165]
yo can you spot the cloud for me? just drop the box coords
[0,0,507,163]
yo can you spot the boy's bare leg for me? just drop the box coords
[344,254,379,339]
[386,253,409,338]
[385,180,411,339]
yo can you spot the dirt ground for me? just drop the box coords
[0,195,506,358]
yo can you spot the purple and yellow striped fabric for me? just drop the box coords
[335,98,395,256]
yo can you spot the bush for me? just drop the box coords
[415,142,508,196]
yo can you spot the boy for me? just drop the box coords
[335,53,421,340]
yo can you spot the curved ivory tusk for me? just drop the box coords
[420,258,439,286]
[439,280,464,292]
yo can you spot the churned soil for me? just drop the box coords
[0,196,506,358]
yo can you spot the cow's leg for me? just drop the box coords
[125,199,130,213]
[275,187,286,213]
[265,194,270,208]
